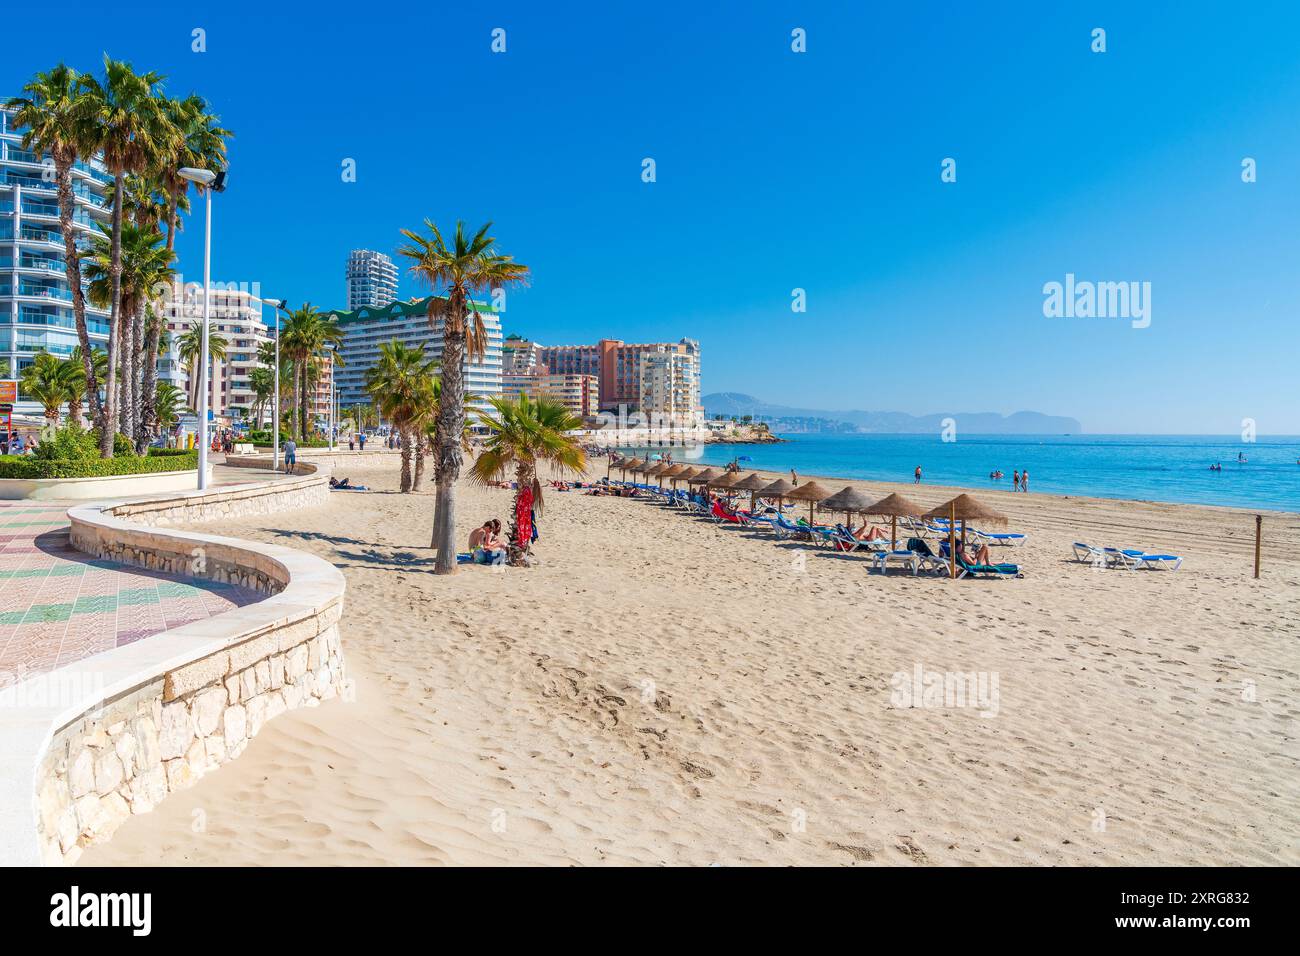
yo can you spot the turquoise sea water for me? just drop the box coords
[623,434,1300,513]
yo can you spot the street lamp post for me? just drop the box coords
[261,298,287,470]
[177,166,225,491]
[328,347,336,451]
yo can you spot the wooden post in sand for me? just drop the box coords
[1254,515,1262,579]
[948,501,957,579]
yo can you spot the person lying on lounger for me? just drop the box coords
[851,522,888,541]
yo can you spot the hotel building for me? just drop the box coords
[0,101,113,415]
[324,296,502,420]
[345,249,398,310]
[533,337,702,423]
[161,282,276,423]
[503,370,601,420]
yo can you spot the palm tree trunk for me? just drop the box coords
[138,306,160,452]
[508,459,536,566]
[399,427,413,493]
[431,322,466,573]
[413,430,426,491]
[100,172,125,457]
[55,154,101,425]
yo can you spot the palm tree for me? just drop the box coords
[280,304,343,441]
[68,346,106,427]
[82,222,174,445]
[154,381,183,434]
[397,220,530,572]
[78,56,178,455]
[158,94,229,256]
[364,340,437,493]
[5,66,104,426]
[470,395,586,566]
[175,326,227,411]
[19,352,76,426]
[416,379,477,492]
[249,366,275,428]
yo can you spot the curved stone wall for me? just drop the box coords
[0,464,345,866]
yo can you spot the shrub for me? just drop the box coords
[0,451,199,480]
[33,423,98,461]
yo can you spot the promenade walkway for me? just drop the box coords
[0,501,262,690]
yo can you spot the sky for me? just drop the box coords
[16,0,1300,433]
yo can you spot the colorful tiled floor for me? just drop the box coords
[0,502,264,690]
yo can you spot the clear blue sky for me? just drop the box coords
[19,0,1300,433]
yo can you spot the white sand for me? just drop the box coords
[79,457,1300,866]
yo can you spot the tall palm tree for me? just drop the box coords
[249,366,274,428]
[364,340,437,493]
[5,67,103,426]
[470,395,586,566]
[280,304,343,441]
[68,346,106,427]
[416,379,477,492]
[175,326,227,412]
[154,381,183,434]
[78,57,178,455]
[397,220,530,572]
[82,222,173,445]
[158,94,229,256]
[19,351,77,426]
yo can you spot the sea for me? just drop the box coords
[620,433,1300,513]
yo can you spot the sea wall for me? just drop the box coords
[0,464,345,866]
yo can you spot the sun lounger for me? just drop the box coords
[871,550,924,575]
[968,529,1028,547]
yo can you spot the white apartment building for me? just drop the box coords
[346,249,398,310]
[639,345,703,425]
[160,281,272,423]
[325,295,502,421]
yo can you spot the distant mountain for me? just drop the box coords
[702,392,1083,435]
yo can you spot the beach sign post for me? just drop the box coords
[1255,515,1262,579]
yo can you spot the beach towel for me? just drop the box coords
[516,485,534,547]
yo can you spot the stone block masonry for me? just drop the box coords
[0,456,346,866]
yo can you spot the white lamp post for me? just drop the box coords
[261,298,287,470]
[177,166,225,490]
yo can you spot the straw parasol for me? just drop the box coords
[708,471,743,492]
[670,465,702,489]
[759,477,797,512]
[642,461,669,487]
[818,486,877,527]
[662,464,693,490]
[783,480,835,523]
[687,467,726,489]
[730,472,771,513]
[617,457,643,482]
[862,491,927,551]
[922,493,1008,578]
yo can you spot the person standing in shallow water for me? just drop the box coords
[1021,470,1030,493]
[1013,470,1020,491]
[914,465,922,484]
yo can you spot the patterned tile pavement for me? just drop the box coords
[0,502,264,690]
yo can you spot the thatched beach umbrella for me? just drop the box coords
[687,467,726,489]
[818,486,877,527]
[661,464,692,490]
[759,477,797,512]
[784,480,835,524]
[708,471,742,493]
[923,493,1008,578]
[645,462,672,487]
[619,457,644,482]
[731,472,771,513]
[863,491,927,551]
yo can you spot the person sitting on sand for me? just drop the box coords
[468,519,506,564]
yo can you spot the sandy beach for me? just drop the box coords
[79,456,1300,866]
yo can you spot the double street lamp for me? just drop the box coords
[177,166,226,490]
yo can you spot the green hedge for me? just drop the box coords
[0,451,200,480]
[147,448,194,458]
